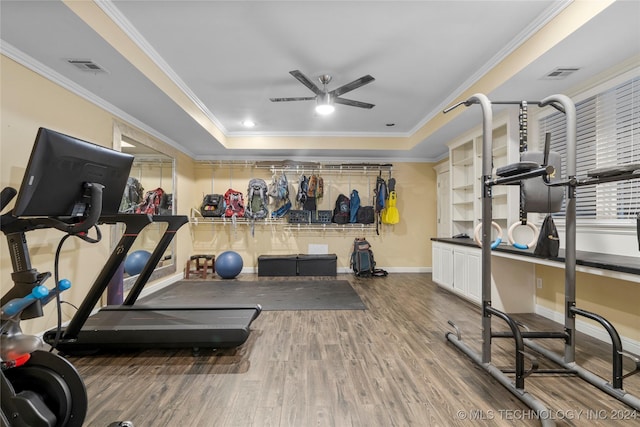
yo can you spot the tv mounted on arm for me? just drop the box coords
[1,127,133,320]
[6,127,133,235]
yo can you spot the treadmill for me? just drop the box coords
[43,214,261,354]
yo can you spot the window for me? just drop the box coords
[538,76,639,220]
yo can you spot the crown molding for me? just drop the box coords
[409,0,573,136]
[95,0,228,134]
[1,40,195,158]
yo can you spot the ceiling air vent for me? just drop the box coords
[66,59,107,73]
[542,67,580,80]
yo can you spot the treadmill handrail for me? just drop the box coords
[123,215,189,305]
[62,214,152,339]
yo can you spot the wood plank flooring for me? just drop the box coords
[67,274,639,426]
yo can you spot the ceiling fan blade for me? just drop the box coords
[270,97,316,102]
[290,70,322,95]
[334,97,375,109]
[330,75,375,97]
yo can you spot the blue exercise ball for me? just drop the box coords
[215,251,243,279]
[124,250,151,276]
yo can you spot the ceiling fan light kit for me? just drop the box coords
[315,103,335,115]
[270,70,375,115]
[315,92,335,115]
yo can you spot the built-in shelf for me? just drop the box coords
[446,111,520,238]
[452,183,474,191]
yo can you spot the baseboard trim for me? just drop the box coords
[338,267,432,274]
[240,267,432,275]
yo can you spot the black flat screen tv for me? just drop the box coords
[12,128,134,218]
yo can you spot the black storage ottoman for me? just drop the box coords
[258,255,297,277]
[297,254,337,276]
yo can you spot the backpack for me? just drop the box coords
[534,214,560,258]
[271,199,292,218]
[350,238,388,277]
[245,178,269,220]
[387,177,396,192]
[315,176,324,199]
[381,191,400,224]
[268,173,291,218]
[200,194,225,217]
[119,176,144,213]
[375,176,388,213]
[303,195,317,212]
[268,173,289,202]
[308,175,317,198]
[349,189,360,223]
[224,188,245,218]
[159,193,173,215]
[374,176,388,234]
[356,206,375,224]
[296,175,309,207]
[136,187,164,215]
[332,194,350,224]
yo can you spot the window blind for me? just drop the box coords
[538,76,639,220]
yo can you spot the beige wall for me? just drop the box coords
[1,55,438,336]
[535,265,639,343]
[0,55,196,334]
[189,162,436,271]
[1,55,117,334]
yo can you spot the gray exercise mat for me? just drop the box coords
[139,279,367,311]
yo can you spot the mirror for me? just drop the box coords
[113,121,177,290]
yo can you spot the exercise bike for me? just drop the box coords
[0,185,92,427]
[1,127,136,427]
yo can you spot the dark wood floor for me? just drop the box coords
[68,273,639,426]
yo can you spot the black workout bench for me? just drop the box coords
[258,254,337,277]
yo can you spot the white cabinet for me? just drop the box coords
[432,241,480,304]
[466,249,481,303]
[453,247,469,296]
[432,242,441,283]
[432,241,535,311]
[432,241,453,289]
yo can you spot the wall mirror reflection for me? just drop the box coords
[113,122,177,290]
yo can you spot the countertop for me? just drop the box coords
[431,237,640,276]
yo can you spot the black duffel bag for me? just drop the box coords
[356,206,375,224]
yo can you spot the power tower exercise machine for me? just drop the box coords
[443,94,640,426]
[1,127,135,426]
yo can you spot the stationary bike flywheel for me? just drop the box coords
[4,350,87,427]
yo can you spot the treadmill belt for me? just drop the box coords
[86,308,258,330]
[48,306,261,353]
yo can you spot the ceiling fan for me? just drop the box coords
[270,70,375,114]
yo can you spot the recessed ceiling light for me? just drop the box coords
[241,120,256,128]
